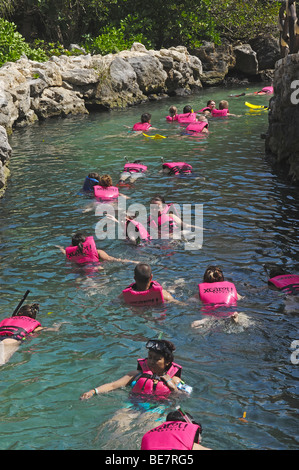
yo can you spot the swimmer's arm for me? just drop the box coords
[119,192,131,199]
[160,374,181,391]
[55,245,66,255]
[171,214,205,231]
[33,323,64,333]
[97,249,138,264]
[80,370,138,400]
[187,293,200,302]
[162,289,186,305]
[192,443,212,450]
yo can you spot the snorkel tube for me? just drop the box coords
[175,406,193,424]
[12,290,30,316]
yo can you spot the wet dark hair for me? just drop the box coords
[146,339,176,364]
[269,267,286,278]
[150,194,166,204]
[141,113,151,123]
[14,303,39,319]
[87,172,100,180]
[203,265,224,283]
[71,232,86,254]
[183,105,192,113]
[134,263,152,283]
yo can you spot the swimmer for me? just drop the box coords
[212,100,239,117]
[141,408,211,450]
[0,302,61,365]
[94,174,130,200]
[120,263,185,306]
[80,338,183,400]
[185,115,209,135]
[177,105,197,124]
[189,265,243,328]
[132,113,157,132]
[267,267,299,296]
[55,232,138,264]
[118,159,147,185]
[82,174,130,212]
[166,106,178,121]
[197,99,216,115]
[161,157,193,176]
[148,195,205,237]
[82,172,100,192]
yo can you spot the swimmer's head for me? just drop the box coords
[203,266,224,283]
[14,303,40,319]
[100,174,113,187]
[269,267,286,278]
[87,172,100,181]
[71,232,86,246]
[134,263,152,284]
[146,339,176,363]
[183,105,192,114]
[207,100,216,108]
[150,194,165,205]
[197,115,208,123]
[71,232,86,254]
[141,113,151,123]
[169,106,178,116]
[219,100,229,110]
[166,410,202,436]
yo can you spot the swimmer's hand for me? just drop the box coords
[80,389,96,400]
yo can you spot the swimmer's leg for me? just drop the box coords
[0,339,21,365]
[191,318,210,329]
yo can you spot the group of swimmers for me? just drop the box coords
[1,88,297,450]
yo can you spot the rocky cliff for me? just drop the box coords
[265,53,299,183]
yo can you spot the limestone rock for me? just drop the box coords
[234,44,258,76]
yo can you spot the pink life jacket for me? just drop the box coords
[166,115,178,121]
[211,108,229,117]
[148,204,179,236]
[268,274,299,294]
[123,162,147,173]
[185,121,208,134]
[0,316,41,341]
[177,112,197,123]
[199,281,238,306]
[141,421,201,450]
[93,185,119,200]
[132,122,152,131]
[257,86,273,94]
[126,219,152,241]
[123,280,164,306]
[162,162,193,175]
[197,106,212,113]
[132,358,182,396]
[65,236,99,264]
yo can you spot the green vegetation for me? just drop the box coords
[0,0,281,66]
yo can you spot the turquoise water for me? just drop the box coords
[0,86,298,450]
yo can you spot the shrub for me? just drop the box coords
[0,18,48,66]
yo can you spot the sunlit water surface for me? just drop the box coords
[0,86,298,450]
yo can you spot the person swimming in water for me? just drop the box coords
[55,232,138,265]
[140,408,211,450]
[80,338,183,400]
[118,159,147,185]
[120,263,185,306]
[0,302,62,365]
[189,265,243,327]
